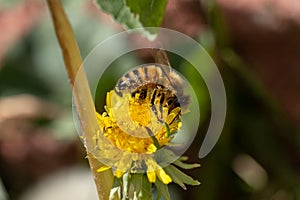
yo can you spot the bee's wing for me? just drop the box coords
[152,48,190,110]
[151,48,175,84]
[152,48,171,70]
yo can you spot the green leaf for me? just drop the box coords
[125,0,167,34]
[164,165,200,190]
[155,178,171,200]
[95,0,167,38]
[95,0,141,29]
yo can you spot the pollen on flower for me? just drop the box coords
[95,89,182,184]
[146,158,172,184]
[156,168,172,184]
[96,90,180,154]
[129,95,151,127]
[147,144,157,153]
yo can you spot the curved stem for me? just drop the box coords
[46,1,116,199]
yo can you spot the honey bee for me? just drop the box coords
[114,49,190,145]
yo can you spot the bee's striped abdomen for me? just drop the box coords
[115,65,163,97]
[114,63,187,116]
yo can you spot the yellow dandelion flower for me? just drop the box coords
[115,169,125,178]
[90,50,200,200]
[95,89,182,183]
[146,158,172,184]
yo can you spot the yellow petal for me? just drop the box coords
[96,165,111,172]
[146,159,157,183]
[115,169,125,178]
[147,170,156,183]
[147,144,157,153]
[106,91,112,109]
[95,112,102,121]
[156,168,172,184]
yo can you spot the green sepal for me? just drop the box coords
[112,177,121,188]
[155,149,200,170]
[145,127,160,148]
[164,122,171,137]
[128,173,149,199]
[130,173,143,195]
[120,173,153,200]
[110,177,121,200]
[164,165,200,190]
[179,156,189,161]
[154,148,177,165]
[141,174,152,200]
[154,178,171,200]
[173,159,201,169]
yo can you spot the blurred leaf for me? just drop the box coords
[0,0,21,7]
[95,0,167,38]
[0,178,8,200]
[0,41,52,97]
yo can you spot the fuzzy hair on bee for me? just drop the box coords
[114,49,190,114]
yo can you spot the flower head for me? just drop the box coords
[96,89,181,184]
[93,70,200,199]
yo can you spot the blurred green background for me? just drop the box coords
[1,0,300,199]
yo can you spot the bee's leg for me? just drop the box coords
[151,105,163,123]
[168,109,181,125]
[159,93,165,120]
[151,90,165,123]
[159,105,163,121]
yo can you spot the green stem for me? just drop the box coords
[46,1,116,199]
